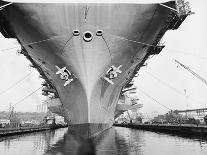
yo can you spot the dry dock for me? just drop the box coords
[113,123,207,136]
[0,124,68,137]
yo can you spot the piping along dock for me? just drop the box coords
[0,124,68,137]
[113,123,207,136]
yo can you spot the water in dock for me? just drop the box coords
[0,127,207,155]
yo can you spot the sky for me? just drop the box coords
[135,0,207,117]
[0,0,206,116]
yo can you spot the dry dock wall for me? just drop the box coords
[0,125,67,137]
[113,124,207,136]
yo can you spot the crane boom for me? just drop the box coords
[175,59,207,86]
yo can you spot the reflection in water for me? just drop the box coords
[0,127,207,155]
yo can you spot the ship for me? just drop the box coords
[0,0,192,137]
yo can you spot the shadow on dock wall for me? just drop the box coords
[114,124,207,140]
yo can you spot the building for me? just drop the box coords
[0,119,10,128]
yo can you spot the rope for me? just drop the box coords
[0,35,66,53]
[0,71,33,96]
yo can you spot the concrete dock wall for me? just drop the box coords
[0,124,67,137]
[113,124,207,136]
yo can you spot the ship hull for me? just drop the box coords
[1,2,176,137]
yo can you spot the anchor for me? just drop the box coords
[103,65,122,85]
[55,65,73,86]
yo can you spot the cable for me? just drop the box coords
[102,27,207,110]
[159,3,177,12]
[59,34,73,54]
[104,27,207,63]
[0,2,13,10]
[105,31,207,64]
[0,71,33,96]
[143,69,185,96]
[137,87,171,110]
[0,35,66,53]
[12,86,43,107]
[142,69,206,107]
[101,35,113,65]
[104,32,158,48]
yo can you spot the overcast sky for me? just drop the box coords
[135,0,207,117]
[0,0,206,117]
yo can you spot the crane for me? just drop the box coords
[175,59,207,86]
